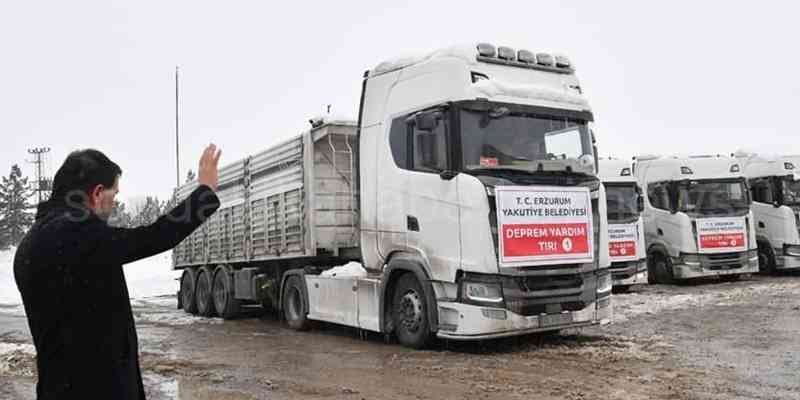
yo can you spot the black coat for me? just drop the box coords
[14,185,219,400]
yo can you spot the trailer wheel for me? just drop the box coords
[757,242,776,274]
[195,266,216,317]
[391,273,432,349]
[180,268,198,315]
[282,275,311,331]
[213,265,241,319]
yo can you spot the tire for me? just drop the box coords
[613,285,631,294]
[213,265,241,319]
[180,268,198,315]
[758,242,776,275]
[391,273,433,349]
[652,254,675,284]
[282,275,311,331]
[195,266,216,317]
[720,274,742,282]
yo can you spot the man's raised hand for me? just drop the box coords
[198,144,222,192]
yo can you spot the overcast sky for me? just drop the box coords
[1,1,798,203]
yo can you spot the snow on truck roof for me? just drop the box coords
[598,158,636,183]
[634,154,746,182]
[735,153,798,179]
[370,42,575,77]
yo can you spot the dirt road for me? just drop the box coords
[2,274,799,399]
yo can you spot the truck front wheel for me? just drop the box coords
[282,275,311,331]
[652,254,675,284]
[392,273,432,349]
[180,268,198,315]
[758,242,776,274]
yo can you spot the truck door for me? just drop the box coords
[378,109,461,281]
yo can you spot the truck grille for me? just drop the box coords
[700,252,748,270]
[500,271,598,317]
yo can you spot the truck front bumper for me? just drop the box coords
[671,251,759,279]
[776,254,800,271]
[610,259,648,287]
[435,296,612,341]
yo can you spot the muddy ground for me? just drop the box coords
[2,274,799,400]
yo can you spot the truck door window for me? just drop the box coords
[648,183,670,211]
[389,117,409,168]
[750,178,773,203]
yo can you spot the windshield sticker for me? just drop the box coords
[495,186,594,267]
[608,224,638,261]
[480,156,499,167]
[696,217,747,253]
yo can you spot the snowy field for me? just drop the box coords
[0,248,181,312]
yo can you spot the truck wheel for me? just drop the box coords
[282,275,311,331]
[757,242,776,274]
[196,266,216,317]
[392,273,432,349]
[180,268,198,315]
[653,254,675,284]
[213,265,241,319]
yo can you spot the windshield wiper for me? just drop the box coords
[467,166,597,186]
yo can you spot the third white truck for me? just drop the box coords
[739,154,800,272]
[634,155,758,283]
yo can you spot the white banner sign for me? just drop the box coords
[495,186,594,267]
[608,223,638,261]
[696,217,747,253]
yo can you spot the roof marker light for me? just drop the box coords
[785,162,795,170]
[620,167,632,176]
[730,164,741,173]
[555,55,571,68]
[681,166,694,175]
[477,43,496,57]
[517,49,536,63]
[497,46,516,61]
[536,53,554,66]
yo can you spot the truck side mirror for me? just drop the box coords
[415,111,441,132]
[637,196,645,213]
[418,132,439,168]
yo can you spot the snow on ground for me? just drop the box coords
[612,279,800,323]
[0,247,181,313]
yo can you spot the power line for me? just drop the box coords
[27,147,51,204]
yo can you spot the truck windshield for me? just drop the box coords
[459,109,592,171]
[677,179,750,215]
[783,178,800,205]
[605,183,640,222]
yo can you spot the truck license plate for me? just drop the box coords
[541,313,573,327]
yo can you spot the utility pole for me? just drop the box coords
[27,147,51,204]
[175,66,181,188]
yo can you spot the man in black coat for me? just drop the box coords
[14,144,222,399]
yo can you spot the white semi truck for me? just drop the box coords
[738,155,800,272]
[598,158,647,290]
[172,43,612,348]
[634,155,758,283]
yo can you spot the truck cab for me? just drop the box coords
[739,155,800,272]
[634,155,758,283]
[599,158,647,290]
[359,43,611,344]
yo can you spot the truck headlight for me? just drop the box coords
[597,273,612,294]
[462,281,504,306]
[681,253,701,267]
[784,244,800,257]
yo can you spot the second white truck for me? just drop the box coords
[599,158,647,290]
[634,155,758,283]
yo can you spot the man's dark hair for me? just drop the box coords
[37,149,122,219]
